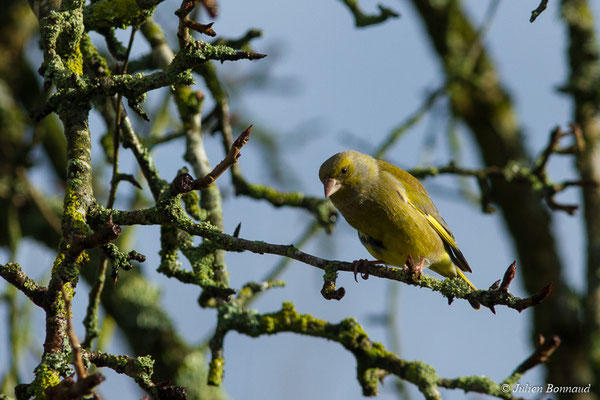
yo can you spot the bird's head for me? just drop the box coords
[318,151,375,198]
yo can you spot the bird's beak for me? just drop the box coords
[323,178,342,198]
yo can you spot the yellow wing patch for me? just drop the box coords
[406,200,457,246]
[406,199,473,274]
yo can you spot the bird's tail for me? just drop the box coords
[456,269,477,291]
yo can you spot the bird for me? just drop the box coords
[318,150,476,290]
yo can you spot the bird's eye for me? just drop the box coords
[341,167,348,174]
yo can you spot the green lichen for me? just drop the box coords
[207,357,225,386]
[323,265,339,282]
[173,86,203,123]
[30,364,61,399]
[404,361,441,398]
[337,317,370,345]
[173,351,226,400]
[54,11,85,77]
[62,281,74,303]
[131,355,155,390]
[440,277,472,298]
[103,243,133,271]
[201,44,238,59]
[52,252,66,275]
[243,183,303,206]
[39,7,86,84]
[80,33,111,76]
[140,19,164,44]
[456,375,502,397]
[63,42,84,75]
[63,185,88,233]
[85,0,155,31]
[76,250,90,265]
[181,190,206,221]
[181,241,221,285]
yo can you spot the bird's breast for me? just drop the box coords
[331,188,445,267]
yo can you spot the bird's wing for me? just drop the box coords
[407,201,472,273]
[380,161,472,273]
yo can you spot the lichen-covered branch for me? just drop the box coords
[83,0,161,32]
[83,350,157,394]
[408,125,589,215]
[89,202,550,312]
[231,176,338,231]
[0,263,47,309]
[36,38,265,121]
[208,302,550,399]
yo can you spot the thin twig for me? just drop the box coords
[63,289,87,379]
[172,126,252,193]
[175,0,216,48]
[339,0,400,28]
[502,334,561,388]
[108,26,138,207]
[374,86,445,159]
[530,0,549,22]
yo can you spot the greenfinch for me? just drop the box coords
[319,150,476,290]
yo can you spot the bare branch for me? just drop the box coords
[530,0,549,22]
[172,125,252,193]
[338,0,400,28]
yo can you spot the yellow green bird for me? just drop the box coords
[319,150,476,290]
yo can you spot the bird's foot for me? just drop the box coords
[404,255,424,279]
[352,259,383,282]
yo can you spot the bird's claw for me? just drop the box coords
[404,255,425,278]
[352,259,382,282]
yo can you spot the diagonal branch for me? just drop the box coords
[0,263,47,309]
[173,126,252,194]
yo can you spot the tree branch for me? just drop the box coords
[560,0,600,387]
[338,0,400,27]
[0,263,47,309]
[91,204,551,312]
[209,302,552,399]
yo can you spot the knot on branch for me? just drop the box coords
[44,373,106,400]
[321,279,346,300]
[71,213,121,253]
[198,285,237,306]
[321,266,346,300]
